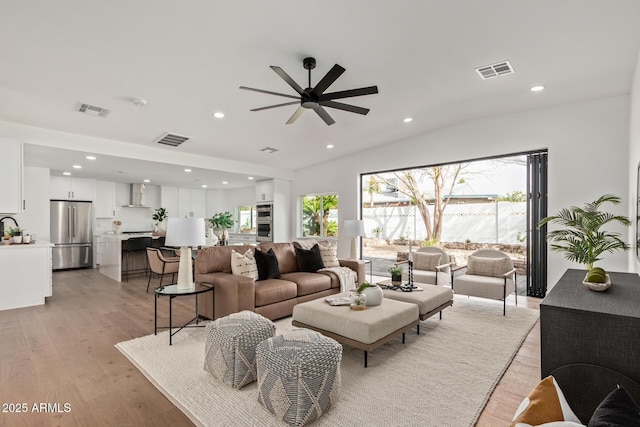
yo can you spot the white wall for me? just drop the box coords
[629,48,640,273]
[294,95,631,289]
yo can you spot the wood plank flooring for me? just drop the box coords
[0,269,541,426]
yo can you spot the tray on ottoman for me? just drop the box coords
[292,292,419,367]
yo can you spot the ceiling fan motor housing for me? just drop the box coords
[303,57,316,70]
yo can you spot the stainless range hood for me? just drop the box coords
[122,183,151,208]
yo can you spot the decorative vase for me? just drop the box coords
[350,292,367,310]
[362,285,383,306]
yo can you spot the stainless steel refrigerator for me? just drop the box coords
[50,200,93,270]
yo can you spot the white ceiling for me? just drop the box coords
[2,1,640,187]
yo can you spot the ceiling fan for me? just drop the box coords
[240,57,378,126]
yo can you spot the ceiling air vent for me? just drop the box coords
[260,146,279,154]
[155,133,190,147]
[77,103,110,117]
[475,61,514,80]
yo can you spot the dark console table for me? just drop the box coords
[540,269,640,421]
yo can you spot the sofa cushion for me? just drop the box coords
[589,387,640,427]
[195,246,245,274]
[259,242,297,274]
[254,279,297,307]
[318,242,340,267]
[281,272,332,296]
[231,249,258,280]
[295,244,325,272]
[413,252,442,271]
[254,248,281,280]
[467,256,508,277]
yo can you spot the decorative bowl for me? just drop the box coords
[582,273,611,292]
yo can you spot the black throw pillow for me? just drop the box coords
[295,244,325,272]
[588,387,640,427]
[254,248,281,280]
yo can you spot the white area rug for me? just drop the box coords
[116,296,538,427]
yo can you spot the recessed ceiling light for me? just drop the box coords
[143,179,150,183]
[530,85,545,92]
[73,165,82,169]
[248,176,254,180]
[403,117,413,123]
[202,184,208,188]
[184,169,192,173]
[63,172,71,176]
[222,181,228,185]
[86,155,96,160]
[132,98,147,107]
[213,112,225,119]
[326,144,334,149]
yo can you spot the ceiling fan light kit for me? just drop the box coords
[240,57,378,125]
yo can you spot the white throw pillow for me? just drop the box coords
[318,243,339,267]
[231,249,258,280]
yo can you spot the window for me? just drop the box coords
[301,194,339,237]
[237,205,256,233]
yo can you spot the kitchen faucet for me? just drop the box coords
[0,216,20,239]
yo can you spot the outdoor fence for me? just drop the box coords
[363,202,526,245]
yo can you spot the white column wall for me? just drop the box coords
[293,95,630,289]
[629,48,640,273]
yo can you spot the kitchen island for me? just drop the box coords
[99,233,161,282]
[0,241,53,311]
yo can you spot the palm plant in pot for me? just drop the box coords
[538,194,630,289]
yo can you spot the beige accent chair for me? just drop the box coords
[404,246,453,286]
[451,249,517,315]
[146,248,181,292]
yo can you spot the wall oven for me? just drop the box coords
[256,203,273,242]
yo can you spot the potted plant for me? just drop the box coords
[350,282,372,310]
[538,194,630,288]
[152,207,168,233]
[7,226,24,244]
[209,211,235,244]
[388,265,404,284]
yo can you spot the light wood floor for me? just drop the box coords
[0,269,541,426]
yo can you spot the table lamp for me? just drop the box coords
[343,219,365,259]
[165,217,206,290]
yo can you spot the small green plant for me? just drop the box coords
[209,211,235,230]
[7,226,24,236]
[516,232,526,243]
[152,207,168,223]
[465,238,472,244]
[388,265,404,276]
[372,226,383,238]
[423,237,440,247]
[356,281,373,294]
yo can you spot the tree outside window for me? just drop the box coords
[301,194,338,237]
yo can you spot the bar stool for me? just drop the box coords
[123,237,153,281]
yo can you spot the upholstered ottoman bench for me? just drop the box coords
[382,285,453,332]
[256,328,342,427]
[204,310,276,389]
[292,292,419,367]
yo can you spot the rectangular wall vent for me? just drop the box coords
[260,146,279,154]
[475,61,514,80]
[155,133,190,147]
[77,103,110,117]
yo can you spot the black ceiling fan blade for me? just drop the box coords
[270,66,305,95]
[286,106,305,124]
[250,101,300,112]
[319,85,379,101]
[239,86,300,100]
[311,64,345,97]
[320,100,370,115]
[311,105,335,126]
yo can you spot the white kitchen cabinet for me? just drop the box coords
[0,139,23,214]
[178,188,191,218]
[50,176,95,201]
[161,186,179,218]
[94,181,116,218]
[178,188,206,218]
[255,179,274,202]
[190,189,205,218]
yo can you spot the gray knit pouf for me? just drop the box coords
[204,311,276,389]
[256,328,342,426]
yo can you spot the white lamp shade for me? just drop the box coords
[165,218,206,247]
[343,220,365,237]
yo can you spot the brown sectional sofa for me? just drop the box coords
[194,242,365,321]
